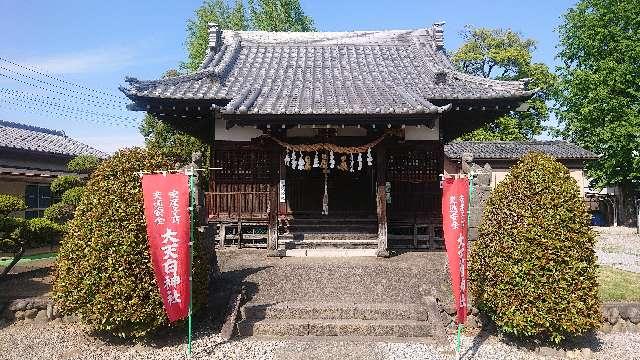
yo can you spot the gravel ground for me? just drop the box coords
[1,322,639,360]
[595,227,640,273]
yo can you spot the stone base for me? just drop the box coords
[266,249,285,257]
[375,249,390,258]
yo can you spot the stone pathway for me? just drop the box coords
[596,227,640,273]
[1,322,639,359]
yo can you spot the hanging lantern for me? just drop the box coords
[291,151,298,169]
[366,148,373,166]
[349,153,354,172]
[298,153,305,170]
[313,151,319,168]
[357,153,363,170]
[329,151,335,169]
[284,149,291,166]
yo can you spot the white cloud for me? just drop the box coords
[22,47,137,75]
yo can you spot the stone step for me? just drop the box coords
[237,318,435,337]
[287,225,378,233]
[289,218,377,225]
[282,239,378,250]
[242,301,430,321]
[280,233,378,242]
[285,249,378,257]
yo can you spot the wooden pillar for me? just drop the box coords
[376,143,389,257]
[266,144,282,257]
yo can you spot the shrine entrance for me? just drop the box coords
[286,165,376,217]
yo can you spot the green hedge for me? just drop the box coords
[44,202,75,225]
[0,194,26,217]
[469,152,601,343]
[53,148,208,338]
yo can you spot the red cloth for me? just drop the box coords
[441,178,469,324]
[141,174,191,322]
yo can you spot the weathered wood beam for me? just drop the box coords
[376,143,389,258]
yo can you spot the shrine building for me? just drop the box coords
[121,23,533,257]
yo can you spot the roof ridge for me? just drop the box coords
[0,119,65,136]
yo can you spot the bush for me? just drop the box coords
[50,175,83,196]
[26,218,63,248]
[44,202,75,225]
[53,148,208,338]
[61,186,85,206]
[469,152,601,343]
[0,217,26,252]
[67,154,102,174]
[0,194,26,217]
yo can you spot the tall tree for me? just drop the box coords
[555,0,640,225]
[451,26,556,141]
[141,0,314,163]
[249,0,314,32]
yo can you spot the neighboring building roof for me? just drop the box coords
[0,120,107,158]
[122,25,533,116]
[444,141,598,161]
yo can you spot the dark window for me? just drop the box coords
[24,183,51,218]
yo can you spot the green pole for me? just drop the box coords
[187,173,195,357]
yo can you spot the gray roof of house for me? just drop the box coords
[0,120,107,158]
[122,26,534,116]
[444,141,598,161]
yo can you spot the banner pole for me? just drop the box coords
[187,173,195,357]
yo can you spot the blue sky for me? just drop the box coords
[1,0,576,153]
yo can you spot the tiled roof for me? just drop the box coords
[444,141,598,160]
[122,26,533,116]
[0,120,107,158]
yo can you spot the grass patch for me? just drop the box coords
[599,266,640,301]
[0,252,56,266]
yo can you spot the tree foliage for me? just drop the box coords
[1,195,62,281]
[452,26,556,141]
[555,0,640,224]
[470,152,601,343]
[145,0,314,163]
[53,148,209,338]
[67,155,102,174]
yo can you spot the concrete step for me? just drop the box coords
[242,301,430,321]
[289,218,377,226]
[237,318,435,337]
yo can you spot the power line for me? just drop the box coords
[0,96,139,129]
[0,65,127,107]
[0,72,128,110]
[0,56,128,101]
[0,88,139,125]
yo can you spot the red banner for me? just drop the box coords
[141,174,191,322]
[442,178,469,324]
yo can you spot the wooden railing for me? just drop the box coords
[205,191,272,221]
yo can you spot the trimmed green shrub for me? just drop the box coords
[50,175,83,196]
[60,186,85,206]
[44,202,75,225]
[67,154,102,174]
[469,152,601,343]
[53,148,208,338]
[0,217,26,252]
[0,194,26,217]
[25,218,63,248]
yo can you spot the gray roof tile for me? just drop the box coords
[122,27,533,115]
[0,120,107,158]
[444,141,598,160]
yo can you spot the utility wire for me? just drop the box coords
[0,72,128,110]
[0,57,128,102]
[0,88,138,124]
[0,96,139,129]
[0,65,127,106]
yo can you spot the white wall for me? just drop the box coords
[215,117,263,141]
[404,125,439,141]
